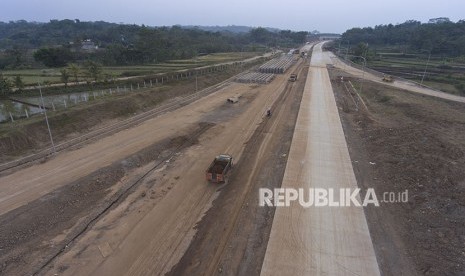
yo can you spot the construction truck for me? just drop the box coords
[289,74,297,82]
[227,96,239,103]
[382,75,393,82]
[206,154,233,183]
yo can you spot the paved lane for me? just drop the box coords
[261,43,380,275]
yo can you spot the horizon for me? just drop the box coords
[1,0,464,33]
[1,17,463,35]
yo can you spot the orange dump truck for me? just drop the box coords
[206,154,233,183]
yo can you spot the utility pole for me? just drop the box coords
[39,84,56,154]
[195,58,199,92]
[346,54,366,95]
[421,51,431,85]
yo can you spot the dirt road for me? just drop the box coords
[28,59,305,275]
[261,43,380,275]
[0,82,246,216]
[167,54,310,276]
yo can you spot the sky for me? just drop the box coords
[1,0,464,33]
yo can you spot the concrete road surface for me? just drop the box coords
[261,43,380,275]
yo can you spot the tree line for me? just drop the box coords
[0,20,308,69]
[340,18,465,56]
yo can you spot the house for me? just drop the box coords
[81,39,98,51]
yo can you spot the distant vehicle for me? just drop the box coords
[382,75,393,82]
[289,74,297,82]
[227,96,239,103]
[293,49,300,54]
[267,109,272,117]
[206,154,233,183]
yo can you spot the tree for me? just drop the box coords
[342,19,465,57]
[33,47,74,67]
[353,42,369,58]
[67,63,80,84]
[60,69,70,87]
[84,60,103,82]
[0,74,12,96]
[250,27,272,44]
[0,19,311,68]
[6,46,26,68]
[13,75,24,92]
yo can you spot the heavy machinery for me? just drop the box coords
[289,74,297,82]
[267,108,272,117]
[206,154,233,183]
[382,75,393,82]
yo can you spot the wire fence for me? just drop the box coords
[1,59,264,123]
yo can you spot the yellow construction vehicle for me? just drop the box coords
[382,75,393,82]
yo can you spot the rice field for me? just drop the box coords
[1,52,260,85]
[364,52,465,95]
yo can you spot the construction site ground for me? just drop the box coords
[330,67,465,275]
[1,43,465,276]
[0,56,308,275]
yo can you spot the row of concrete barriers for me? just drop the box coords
[235,72,275,84]
[258,56,296,74]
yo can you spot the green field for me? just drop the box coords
[364,51,465,95]
[1,52,260,86]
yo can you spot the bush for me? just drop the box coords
[454,83,465,94]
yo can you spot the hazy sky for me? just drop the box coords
[1,0,464,33]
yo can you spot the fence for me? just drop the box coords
[1,58,266,123]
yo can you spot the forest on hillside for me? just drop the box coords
[0,20,308,69]
[341,18,465,56]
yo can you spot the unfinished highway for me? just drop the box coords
[1,42,388,275]
[0,53,310,275]
[261,43,380,275]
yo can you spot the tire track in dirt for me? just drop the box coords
[168,60,308,276]
[0,123,214,276]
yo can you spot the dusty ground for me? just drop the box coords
[330,67,465,275]
[0,55,308,275]
[0,123,210,275]
[168,62,308,276]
